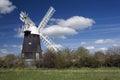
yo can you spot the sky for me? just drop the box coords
[0,0,120,56]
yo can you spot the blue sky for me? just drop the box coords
[0,0,120,56]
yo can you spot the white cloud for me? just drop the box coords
[56,16,95,30]
[98,47,108,51]
[42,25,77,39]
[80,42,87,45]
[2,44,22,50]
[86,46,95,50]
[0,49,9,54]
[43,16,95,39]
[14,28,24,38]
[113,44,118,47]
[11,45,22,50]
[0,0,16,14]
[95,39,114,44]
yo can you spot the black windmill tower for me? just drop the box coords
[20,7,60,66]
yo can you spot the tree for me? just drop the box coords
[73,47,89,67]
[106,46,120,67]
[55,51,66,68]
[79,55,99,68]
[0,57,6,68]
[14,55,25,68]
[94,51,105,67]
[4,54,16,68]
[62,48,73,67]
[43,50,56,68]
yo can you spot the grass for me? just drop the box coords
[0,67,120,80]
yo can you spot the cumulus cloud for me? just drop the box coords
[80,42,87,45]
[95,39,114,44]
[2,44,22,50]
[42,25,77,39]
[11,45,22,50]
[0,0,16,14]
[98,47,108,51]
[86,46,95,50]
[113,44,118,47]
[42,16,95,39]
[56,16,95,30]
[0,49,9,54]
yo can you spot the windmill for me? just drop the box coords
[20,7,60,66]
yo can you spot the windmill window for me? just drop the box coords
[28,42,32,45]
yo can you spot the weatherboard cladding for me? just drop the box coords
[22,31,42,59]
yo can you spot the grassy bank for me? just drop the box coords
[0,68,120,80]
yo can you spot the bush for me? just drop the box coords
[1,46,120,68]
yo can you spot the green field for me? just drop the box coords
[0,68,120,80]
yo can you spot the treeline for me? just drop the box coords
[0,46,120,68]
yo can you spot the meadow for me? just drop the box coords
[0,68,120,80]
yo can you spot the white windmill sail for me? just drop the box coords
[37,6,60,52]
[38,6,55,32]
[20,12,39,35]
[39,32,59,52]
